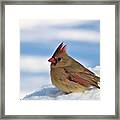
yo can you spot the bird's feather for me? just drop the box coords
[64,67,100,89]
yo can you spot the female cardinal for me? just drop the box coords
[48,42,100,93]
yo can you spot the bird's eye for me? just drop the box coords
[57,57,62,62]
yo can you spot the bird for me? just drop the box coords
[48,42,100,93]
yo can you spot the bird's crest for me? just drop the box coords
[53,42,66,56]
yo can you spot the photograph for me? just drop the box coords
[20,20,100,100]
[3,2,117,117]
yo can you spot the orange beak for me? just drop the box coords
[48,57,56,64]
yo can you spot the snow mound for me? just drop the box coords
[23,85,100,100]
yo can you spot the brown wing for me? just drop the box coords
[64,68,100,89]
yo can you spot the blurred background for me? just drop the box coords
[20,20,100,98]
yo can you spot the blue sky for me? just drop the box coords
[21,41,99,67]
[20,20,100,97]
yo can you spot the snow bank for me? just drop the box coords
[23,85,100,100]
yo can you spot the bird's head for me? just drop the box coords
[48,42,71,68]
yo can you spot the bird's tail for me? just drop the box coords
[95,75,100,82]
[93,75,100,89]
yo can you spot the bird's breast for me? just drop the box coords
[51,67,64,84]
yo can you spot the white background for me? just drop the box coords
[5,5,115,115]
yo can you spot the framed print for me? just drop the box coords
[0,0,119,119]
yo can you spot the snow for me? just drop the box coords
[23,84,100,100]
